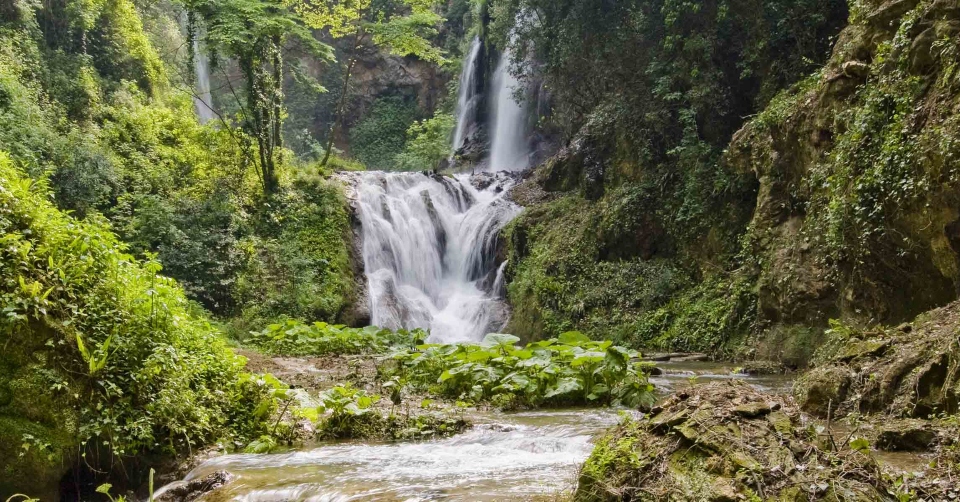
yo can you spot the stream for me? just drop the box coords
[163,363,795,501]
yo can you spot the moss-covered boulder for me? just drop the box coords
[795,302,960,418]
[793,364,853,417]
[575,381,892,501]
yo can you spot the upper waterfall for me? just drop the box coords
[193,37,215,124]
[353,172,520,343]
[451,37,483,156]
[488,48,529,172]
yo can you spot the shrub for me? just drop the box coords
[349,95,419,170]
[0,154,272,493]
[395,112,455,171]
[247,319,427,356]
[380,332,656,408]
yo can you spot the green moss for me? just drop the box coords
[576,418,646,501]
[233,176,358,331]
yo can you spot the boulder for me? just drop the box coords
[575,381,889,501]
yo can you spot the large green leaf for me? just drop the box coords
[558,331,591,345]
[482,333,521,347]
[544,377,583,399]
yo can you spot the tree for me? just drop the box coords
[292,0,448,167]
[395,111,455,171]
[184,0,333,195]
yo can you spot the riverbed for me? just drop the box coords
[161,363,794,501]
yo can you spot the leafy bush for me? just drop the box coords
[0,155,273,492]
[349,95,419,171]
[232,175,358,331]
[395,112,455,171]
[294,383,469,440]
[247,319,427,356]
[380,332,655,408]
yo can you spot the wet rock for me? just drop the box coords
[739,360,786,375]
[575,381,890,501]
[156,470,234,502]
[671,353,710,363]
[794,365,852,418]
[876,419,937,452]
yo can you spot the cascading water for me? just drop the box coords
[354,171,520,343]
[193,37,215,124]
[451,37,482,155]
[488,48,529,172]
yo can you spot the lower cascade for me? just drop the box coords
[353,171,520,343]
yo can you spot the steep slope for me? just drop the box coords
[502,0,960,365]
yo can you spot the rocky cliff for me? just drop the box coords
[502,0,960,365]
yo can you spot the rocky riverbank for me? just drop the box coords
[575,301,960,501]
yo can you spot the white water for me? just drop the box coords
[193,37,215,124]
[488,48,529,172]
[451,37,482,156]
[354,172,520,343]
[165,409,624,501]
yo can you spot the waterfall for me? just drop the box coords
[193,37,215,124]
[354,172,520,343]
[488,48,530,172]
[451,37,482,156]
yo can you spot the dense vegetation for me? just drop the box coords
[0,156,276,497]
[380,332,655,409]
[0,0,451,496]
[493,0,960,367]
[493,0,849,355]
[248,319,427,356]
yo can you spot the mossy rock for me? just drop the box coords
[0,351,80,501]
[575,381,889,501]
[793,365,852,418]
[0,416,77,501]
[798,301,960,418]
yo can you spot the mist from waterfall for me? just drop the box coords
[355,172,520,343]
[451,37,482,156]
[488,48,529,172]
[193,37,215,124]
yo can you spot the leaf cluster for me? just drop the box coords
[247,318,428,356]
[379,332,655,408]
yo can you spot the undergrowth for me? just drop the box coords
[379,332,656,409]
[247,319,427,356]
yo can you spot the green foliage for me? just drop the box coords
[395,111,455,171]
[350,96,420,170]
[293,0,448,168]
[0,156,273,483]
[300,383,468,440]
[800,4,960,290]
[628,275,757,353]
[233,175,358,330]
[247,319,427,356]
[379,332,655,408]
[577,415,645,499]
[185,0,335,194]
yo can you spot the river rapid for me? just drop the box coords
[161,363,793,501]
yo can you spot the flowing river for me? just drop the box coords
[160,36,802,500]
[164,362,793,501]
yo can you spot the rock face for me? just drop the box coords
[575,381,891,501]
[725,0,960,330]
[155,470,234,502]
[796,300,960,419]
[502,0,960,363]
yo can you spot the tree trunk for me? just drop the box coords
[320,57,358,167]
